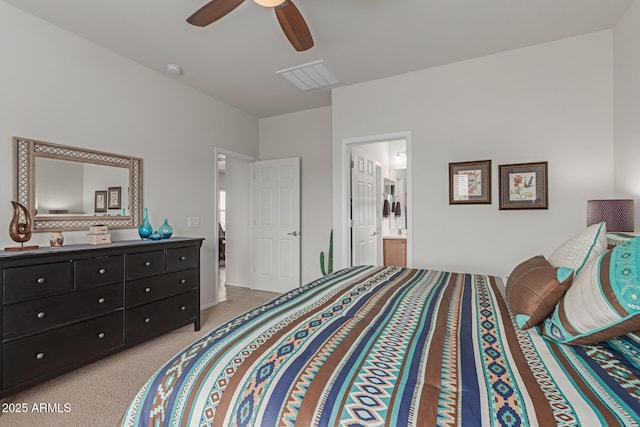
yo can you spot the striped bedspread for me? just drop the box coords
[121,266,640,426]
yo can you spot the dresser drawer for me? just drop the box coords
[75,255,124,289]
[166,246,198,272]
[125,250,165,280]
[2,311,123,390]
[126,269,197,307]
[3,283,123,340]
[3,262,73,303]
[126,291,197,346]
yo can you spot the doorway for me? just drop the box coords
[217,153,226,301]
[213,149,302,303]
[213,148,256,304]
[343,132,413,268]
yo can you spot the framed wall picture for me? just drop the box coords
[108,186,122,210]
[499,162,548,209]
[95,190,107,213]
[449,160,491,204]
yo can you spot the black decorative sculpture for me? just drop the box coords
[5,201,39,251]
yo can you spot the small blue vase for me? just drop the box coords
[158,219,173,239]
[138,208,153,239]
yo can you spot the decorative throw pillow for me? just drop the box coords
[505,255,573,330]
[607,232,636,249]
[548,222,607,278]
[543,236,640,345]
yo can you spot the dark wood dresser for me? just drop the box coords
[0,237,203,397]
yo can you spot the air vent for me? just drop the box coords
[276,60,338,91]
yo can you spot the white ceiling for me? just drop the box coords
[3,0,634,118]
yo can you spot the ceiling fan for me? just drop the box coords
[187,0,314,52]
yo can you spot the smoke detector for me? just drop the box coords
[166,64,183,76]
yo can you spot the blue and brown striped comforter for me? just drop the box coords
[121,266,640,426]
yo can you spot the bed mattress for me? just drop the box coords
[121,266,640,426]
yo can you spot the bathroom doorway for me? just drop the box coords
[347,136,411,267]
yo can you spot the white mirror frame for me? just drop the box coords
[13,137,143,232]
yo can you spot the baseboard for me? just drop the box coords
[200,301,217,310]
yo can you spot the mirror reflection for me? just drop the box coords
[13,137,143,232]
[390,169,407,231]
[35,158,129,216]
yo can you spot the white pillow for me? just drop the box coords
[543,237,640,345]
[548,222,607,278]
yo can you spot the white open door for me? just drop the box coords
[351,147,378,266]
[251,158,301,293]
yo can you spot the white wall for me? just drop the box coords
[614,0,640,229]
[333,31,615,277]
[0,2,259,307]
[259,107,333,283]
[36,159,84,214]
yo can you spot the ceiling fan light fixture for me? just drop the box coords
[253,0,286,7]
[187,0,311,51]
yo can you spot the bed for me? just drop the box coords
[121,261,640,426]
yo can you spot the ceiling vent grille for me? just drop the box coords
[277,60,338,91]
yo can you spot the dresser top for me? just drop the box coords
[0,237,204,260]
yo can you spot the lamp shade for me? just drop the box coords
[587,199,635,232]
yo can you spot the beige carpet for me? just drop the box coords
[0,286,279,427]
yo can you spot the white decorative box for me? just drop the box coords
[88,225,109,235]
[87,233,112,245]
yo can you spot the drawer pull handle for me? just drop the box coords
[144,318,151,323]
[99,268,106,275]
[37,277,46,285]
[180,279,186,284]
[145,261,151,267]
[98,332,105,339]
[145,287,151,293]
[180,306,186,311]
[98,297,106,304]
[179,256,187,261]
[37,312,46,319]
[36,352,45,360]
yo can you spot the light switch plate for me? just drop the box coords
[188,216,201,228]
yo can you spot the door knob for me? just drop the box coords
[287,231,299,236]
[370,231,378,236]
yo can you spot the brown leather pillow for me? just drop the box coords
[505,255,574,329]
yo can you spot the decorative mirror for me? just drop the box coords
[13,137,143,232]
[383,178,395,197]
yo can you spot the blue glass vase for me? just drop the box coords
[158,219,173,239]
[138,208,153,239]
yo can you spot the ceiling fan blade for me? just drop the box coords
[274,1,314,52]
[187,0,245,27]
